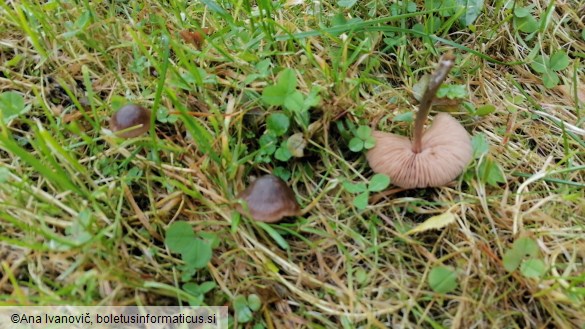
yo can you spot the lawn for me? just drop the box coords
[0,0,584,328]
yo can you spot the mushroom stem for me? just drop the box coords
[412,52,456,153]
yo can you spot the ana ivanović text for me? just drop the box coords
[13,312,217,325]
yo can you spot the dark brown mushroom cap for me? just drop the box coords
[110,104,151,138]
[236,175,301,223]
[366,113,472,188]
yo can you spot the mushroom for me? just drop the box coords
[109,104,151,138]
[235,175,301,223]
[366,53,472,188]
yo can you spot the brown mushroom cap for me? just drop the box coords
[236,175,301,223]
[110,104,151,138]
[366,113,472,188]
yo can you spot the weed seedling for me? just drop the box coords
[343,174,390,210]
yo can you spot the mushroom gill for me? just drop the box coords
[366,53,473,189]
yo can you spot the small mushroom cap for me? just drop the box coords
[110,104,151,138]
[236,175,301,223]
[366,113,472,188]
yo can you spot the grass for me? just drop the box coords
[0,0,584,328]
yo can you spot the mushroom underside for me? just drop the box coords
[366,113,473,188]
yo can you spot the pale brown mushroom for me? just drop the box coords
[366,53,472,189]
[110,104,151,138]
[236,175,301,223]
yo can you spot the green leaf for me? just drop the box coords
[233,295,247,311]
[512,237,539,258]
[471,133,489,158]
[338,0,357,8]
[262,84,287,106]
[425,0,441,11]
[284,91,304,112]
[582,29,585,41]
[266,113,290,136]
[259,133,278,155]
[0,91,28,123]
[368,174,390,192]
[384,35,405,48]
[274,144,292,161]
[110,95,127,111]
[542,71,560,88]
[477,157,506,186]
[514,15,539,33]
[196,281,217,294]
[247,294,262,311]
[530,55,548,74]
[198,231,220,248]
[520,259,546,278]
[436,84,468,99]
[244,74,260,85]
[273,166,291,181]
[181,238,213,269]
[303,86,322,109]
[156,106,179,123]
[276,68,298,94]
[363,136,376,149]
[263,69,298,106]
[428,266,458,294]
[393,111,414,122]
[455,0,484,26]
[233,295,253,323]
[184,293,204,306]
[549,51,569,71]
[355,125,372,140]
[503,248,523,272]
[68,210,93,245]
[182,283,206,302]
[503,237,539,272]
[348,137,364,152]
[407,1,417,12]
[353,191,369,210]
[342,181,367,193]
[165,221,195,254]
[475,104,496,116]
[426,0,456,16]
[514,6,532,18]
[61,11,91,38]
[331,13,347,26]
[183,281,217,296]
[256,59,271,76]
[244,73,260,85]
